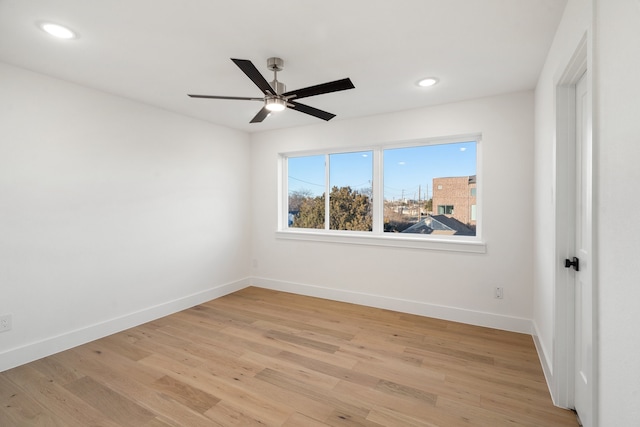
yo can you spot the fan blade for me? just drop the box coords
[289,101,336,121]
[231,58,274,95]
[188,94,263,101]
[283,78,354,100]
[250,107,270,123]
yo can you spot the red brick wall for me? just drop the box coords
[432,176,476,226]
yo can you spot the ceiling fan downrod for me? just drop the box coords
[267,57,286,96]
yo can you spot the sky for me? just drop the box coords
[288,141,477,201]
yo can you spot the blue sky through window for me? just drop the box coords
[288,154,325,196]
[330,151,373,194]
[287,141,476,200]
[384,142,476,201]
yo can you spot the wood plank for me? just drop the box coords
[0,374,66,427]
[50,347,223,427]
[64,376,156,426]
[278,350,379,387]
[324,409,385,426]
[283,412,330,427]
[374,379,438,405]
[255,368,370,419]
[265,329,341,353]
[3,365,121,427]
[331,380,459,425]
[29,357,84,387]
[153,375,220,414]
[366,405,441,427]
[138,353,294,426]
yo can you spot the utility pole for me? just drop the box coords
[418,184,421,222]
[426,183,430,214]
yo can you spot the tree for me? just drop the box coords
[424,198,433,213]
[292,194,325,229]
[291,186,372,231]
[329,186,372,231]
[288,189,314,212]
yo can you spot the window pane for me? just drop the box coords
[288,155,325,229]
[329,151,373,231]
[383,141,476,236]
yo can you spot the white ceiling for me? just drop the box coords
[0,0,567,133]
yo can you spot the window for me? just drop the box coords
[282,135,481,250]
[438,205,454,215]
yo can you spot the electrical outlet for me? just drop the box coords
[0,314,12,332]
[495,287,504,299]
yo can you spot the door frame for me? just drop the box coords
[553,32,596,422]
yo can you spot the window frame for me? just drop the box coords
[278,134,485,253]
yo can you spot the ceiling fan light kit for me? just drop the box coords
[188,57,354,123]
[265,97,286,112]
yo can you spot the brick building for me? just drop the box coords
[431,175,476,227]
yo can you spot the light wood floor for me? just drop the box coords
[1,287,578,426]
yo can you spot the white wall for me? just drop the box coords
[0,63,251,372]
[532,0,592,401]
[250,91,535,333]
[594,0,640,424]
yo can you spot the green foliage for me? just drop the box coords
[329,186,372,231]
[291,186,372,231]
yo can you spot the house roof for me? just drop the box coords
[401,214,475,236]
[0,0,567,133]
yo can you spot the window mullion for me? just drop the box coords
[372,149,384,234]
[324,153,330,230]
[281,155,287,230]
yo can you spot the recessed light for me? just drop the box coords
[417,77,439,88]
[39,22,77,39]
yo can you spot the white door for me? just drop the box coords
[572,71,593,426]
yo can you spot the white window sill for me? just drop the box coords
[276,230,487,253]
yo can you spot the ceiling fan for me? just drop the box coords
[188,57,355,123]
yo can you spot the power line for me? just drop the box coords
[288,176,324,188]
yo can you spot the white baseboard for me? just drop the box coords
[250,277,533,334]
[532,321,554,390]
[532,320,570,409]
[0,278,251,373]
